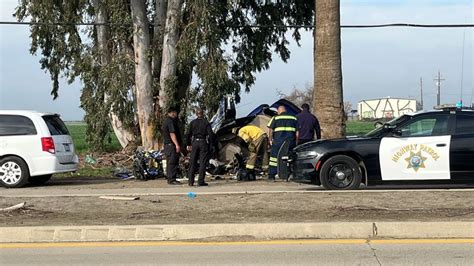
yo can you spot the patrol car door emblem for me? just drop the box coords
[404,151,427,172]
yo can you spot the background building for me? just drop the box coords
[357,97,418,120]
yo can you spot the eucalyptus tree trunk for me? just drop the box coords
[152,0,168,128]
[153,0,168,78]
[159,0,183,109]
[92,0,135,149]
[131,0,157,150]
[313,0,346,139]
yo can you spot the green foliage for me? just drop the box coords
[17,0,315,149]
[226,0,314,92]
[15,0,89,99]
[346,121,374,136]
[177,0,314,115]
[67,123,121,154]
[79,51,111,151]
[17,0,137,151]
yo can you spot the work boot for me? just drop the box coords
[198,182,208,187]
[267,175,276,182]
[247,170,256,181]
[168,180,182,185]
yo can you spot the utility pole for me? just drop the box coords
[434,71,445,106]
[420,77,424,110]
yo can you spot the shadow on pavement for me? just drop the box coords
[25,177,140,188]
[301,182,474,191]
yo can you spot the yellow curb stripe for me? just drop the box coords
[371,239,474,244]
[1,239,473,249]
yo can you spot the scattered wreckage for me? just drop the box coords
[210,96,301,173]
[132,96,301,180]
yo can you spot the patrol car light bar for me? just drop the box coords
[434,104,474,111]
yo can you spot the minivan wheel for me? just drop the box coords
[28,174,52,186]
[0,156,30,188]
[319,155,362,190]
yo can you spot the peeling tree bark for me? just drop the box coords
[152,0,168,79]
[159,0,183,109]
[152,0,168,133]
[313,0,346,139]
[131,0,157,150]
[93,0,135,149]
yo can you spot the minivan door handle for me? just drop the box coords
[436,143,447,147]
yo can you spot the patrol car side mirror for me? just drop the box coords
[382,124,396,130]
[374,121,383,128]
[392,129,403,137]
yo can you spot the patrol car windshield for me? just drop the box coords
[365,115,410,137]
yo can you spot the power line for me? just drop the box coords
[0,21,473,28]
[0,21,113,26]
[341,23,474,28]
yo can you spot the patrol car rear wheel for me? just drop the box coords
[320,155,362,190]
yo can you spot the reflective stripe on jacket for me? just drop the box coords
[267,112,298,141]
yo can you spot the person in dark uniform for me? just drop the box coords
[162,107,182,185]
[186,109,213,186]
[267,105,299,181]
[296,103,321,145]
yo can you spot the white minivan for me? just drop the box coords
[0,111,79,188]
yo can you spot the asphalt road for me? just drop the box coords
[1,239,473,265]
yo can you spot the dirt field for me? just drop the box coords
[1,190,473,227]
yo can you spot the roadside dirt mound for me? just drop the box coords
[1,190,473,226]
[79,152,134,169]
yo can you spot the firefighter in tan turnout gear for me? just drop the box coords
[237,125,269,180]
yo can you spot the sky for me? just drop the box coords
[0,0,473,121]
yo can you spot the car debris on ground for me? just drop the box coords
[1,202,26,212]
[128,97,302,182]
[99,196,140,201]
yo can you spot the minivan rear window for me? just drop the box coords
[0,115,37,136]
[43,115,70,135]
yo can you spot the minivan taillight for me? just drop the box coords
[41,137,56,154]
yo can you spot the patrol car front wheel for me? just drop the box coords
[319,155,362,190]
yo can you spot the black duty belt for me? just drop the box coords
[193,138,206,141]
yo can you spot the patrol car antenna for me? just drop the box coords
[470,87,473,107]
[420,77,424,110]
[434,71,445,106]
[460,29,466,104]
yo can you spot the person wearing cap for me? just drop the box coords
[186,109,213,186]
[237,125,269,179]
[296,103,321,145]
[267,105,299,181]
[162,107,183,185]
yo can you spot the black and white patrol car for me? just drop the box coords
[290,107,474,190]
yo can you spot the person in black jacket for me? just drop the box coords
[186,109,213,186]
[162,107,182,185]
[296,103,321,145]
